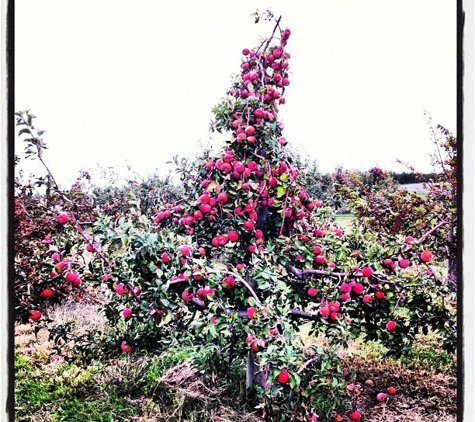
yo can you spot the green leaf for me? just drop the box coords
[277,186,286,198]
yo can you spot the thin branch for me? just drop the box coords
[297,356,320,374]
[404,219,449,251]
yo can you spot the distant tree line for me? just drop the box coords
[388,171,439,185]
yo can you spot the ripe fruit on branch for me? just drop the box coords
[71,277,82,287]
[181,289,194,302]
[386,320,397,332]
[121,341,132,353]
[115,283,129,295]
[387,386,397,395]
[340,283,351,293]
[247,307,257,319]
[122,308,133,319]
[217,192,229,203]
[398,258,410,269]
[86,243,95,252]
[180,245,191,256]
[314,255,325,265]
[65,271,79,283]
[352,283,364,295]
[245,126,256,136]
[376,392,388,402]
[251,339,260,352]
[362,294,373,304]
[41,288,54,298]
[277,370,290,384]
[51,252,61,262]
[243,220,255,231]
[29,310,42,321]
[57,213,69,224]
[420,250,433,262]
[228,230,239,242]
[348,410,361,421]
[223,276,235,289]
[200,203,212,213]
[307,287,318,297]
[361,267,373,277]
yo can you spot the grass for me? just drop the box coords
[14,301,457,422]
[334,213,357,221]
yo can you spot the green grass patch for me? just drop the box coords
[50,394,141,422]
[335,213,356,221]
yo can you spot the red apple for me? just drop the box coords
[348,410,361,421]
[42,288,54,299]
[376,392,388,402]
[420,250,433,262]
[340,283,351,293]
[181,289,194,302]
[115,283,129,295]
[228,230,239,242]
[386,320,397,332]
[51,252,61,262]
[57,213,69,224]
[398,258,410,268]
[180,245,191,256]
[223,276,235,289]
[361,267,373,277]
[387,386,397,395]
[65,271,79,283]
[247,307,257,319]
[71,277,81,287]
[217,192,229,203]
[314,255,325,265]
[243,220,255,231]
[245,126,255,136]
[340,293,350,301]
[313,246,322,255]
[307,287,318,297]
[362,294,373,304]
[352,283,364,295]
[122,308,133,319]
[121,341,132,353]
[29,310,42,321]
[200,203,212,214]
[277,370,290,384]
[251,339,260,352]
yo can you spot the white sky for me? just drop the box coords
[15,0,457,187]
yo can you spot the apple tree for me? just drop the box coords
[17,13,456,421]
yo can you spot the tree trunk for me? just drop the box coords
[246,350,267,389]
[445,219,457,292]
